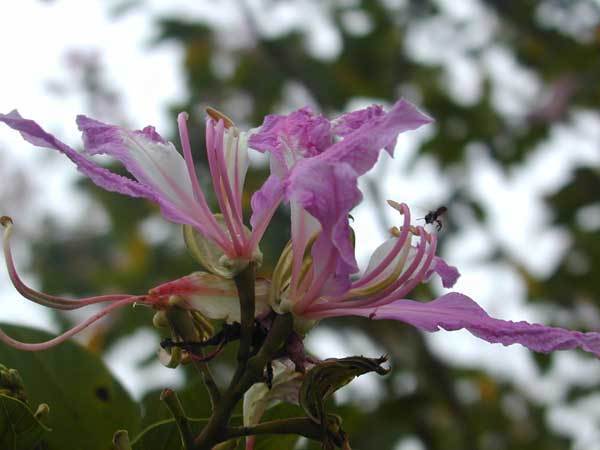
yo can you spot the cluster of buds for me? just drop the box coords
[2,100,600,448]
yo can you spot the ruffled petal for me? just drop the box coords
[426,256,461,288]
[76,115,223,238]
[0,110,156,200]
[368,293,600,357]
[77,116,194,206]
[332,104,385,138]
[320,99,432,174]
[249,107,332,161]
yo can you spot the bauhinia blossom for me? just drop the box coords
[252,102,600,358]
[0,216,269,352]
[0,108,271,277]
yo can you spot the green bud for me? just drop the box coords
[33,403,50,421]
[152,311,170,329]
[0,364,27,403]
[112,430,133,450]
[183,215,262,279]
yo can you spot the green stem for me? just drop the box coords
[161,388,196,450]
[192,359,221,407]
[226,417,322,441]
[194,313,294,449]
[231,262,256,386]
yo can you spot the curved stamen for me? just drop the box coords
[1,217,138,310]
[362,227,432,307]
[206,119,244,254]
[351,202,411,289]
[309,227,430,313]
[370,231,438,307]
[0,297,140,351]
[289,204,313,301]
[217,130,244,234]
[177,113,231,249]
[294,245,337,314]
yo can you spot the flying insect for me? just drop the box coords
[421,206,447,231]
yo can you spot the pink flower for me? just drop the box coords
[0,109,272,274]
[268,201,600,357]
[250,99,600,358]
[250,100,433,296]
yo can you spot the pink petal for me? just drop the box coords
[250,175,285,229]
[319,99,432,174]
[369,293,600,357]
[332,104,386,138]
[249,107,332,160]
[0,110,156,200]
[77,115,221,240]
[287,161,361,296]
[427,256,461,288]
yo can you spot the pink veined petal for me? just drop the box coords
[78,114,233,251]
[0,111,156,200]
[332,104,386,138]
[369,293,600,358]
[249,107,332,160]
[318,99,432,175]
[426,256,461,288]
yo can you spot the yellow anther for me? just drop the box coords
[206,107,235,129]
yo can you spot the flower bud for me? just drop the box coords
[150,272,271,323]
[0,364,27,403]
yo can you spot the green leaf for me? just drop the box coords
[299,356,389,425]
[0,323,141,450]
[0,394,50,450]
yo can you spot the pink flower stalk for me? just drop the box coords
[0,109,274,264]
[251,101,600,358]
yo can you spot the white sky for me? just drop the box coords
[0,1,600,447]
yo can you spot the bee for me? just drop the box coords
[421,206,447,231]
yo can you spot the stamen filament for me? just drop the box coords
[1,217,137,310]
[294,246,337,314]
[352,202,411,289]
[206,119,244,254]
[0,297,139,351]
